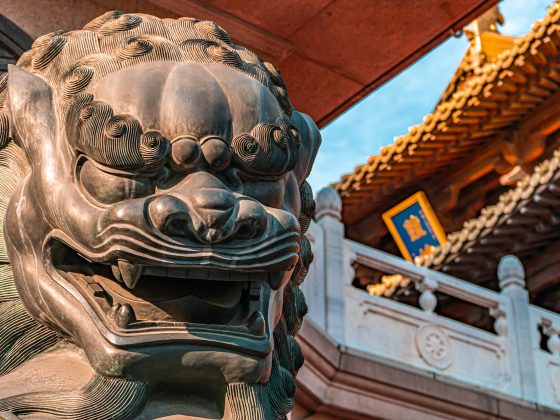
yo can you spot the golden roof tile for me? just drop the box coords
[334,2,560,207]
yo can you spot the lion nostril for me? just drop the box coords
[236,223,253,239]
[148,195,191,238]
[164,217,189,238]
[235,199,268,239]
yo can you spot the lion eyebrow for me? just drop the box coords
[67,96,170,170]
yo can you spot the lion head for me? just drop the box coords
[0,11,319,419]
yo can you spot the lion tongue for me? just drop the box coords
[117,261,142,289]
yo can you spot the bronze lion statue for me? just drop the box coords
[0,11,319,419]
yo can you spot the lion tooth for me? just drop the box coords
[118,260,142,289]
[267,271,285,290]
[247,311,266,336]
[107,303,121,320]
[111,265,122,282]
[115,303,135,328]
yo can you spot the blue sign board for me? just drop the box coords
[382,192,447,262]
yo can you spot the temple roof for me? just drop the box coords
[439,6,515,104]
[334,2,560,225]
[416,147,560,288]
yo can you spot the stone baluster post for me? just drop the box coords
[497,255,538,401]
[416,277,438,313]
[315,187,346,343]
[542,322,560,357]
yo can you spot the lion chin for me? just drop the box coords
[0,10,320,420]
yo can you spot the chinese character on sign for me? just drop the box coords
[403,215,427,242]
[382,192,447,262]
[418,244,435,258]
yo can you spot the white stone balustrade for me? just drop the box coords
[301,187,560,411]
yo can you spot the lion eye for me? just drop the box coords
[78,158,155,205]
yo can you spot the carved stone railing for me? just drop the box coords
[301,187,560,410]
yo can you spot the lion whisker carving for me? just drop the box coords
[0,10,320,420]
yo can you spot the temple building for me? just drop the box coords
[334,3,560,317]
[293,3,560,418]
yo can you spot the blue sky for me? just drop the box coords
[307,0,553,192]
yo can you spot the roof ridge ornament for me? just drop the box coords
[465,5,504,42]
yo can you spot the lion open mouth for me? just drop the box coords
[48,238,293,352]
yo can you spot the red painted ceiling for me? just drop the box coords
[151,0,499,126]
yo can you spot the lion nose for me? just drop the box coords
[191,188,237,241]
[148,192,236,242]
[148,171,270,243]
[147,189,239,243]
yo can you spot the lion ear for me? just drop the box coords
[291,111,321,184]
[7,65,57,162]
